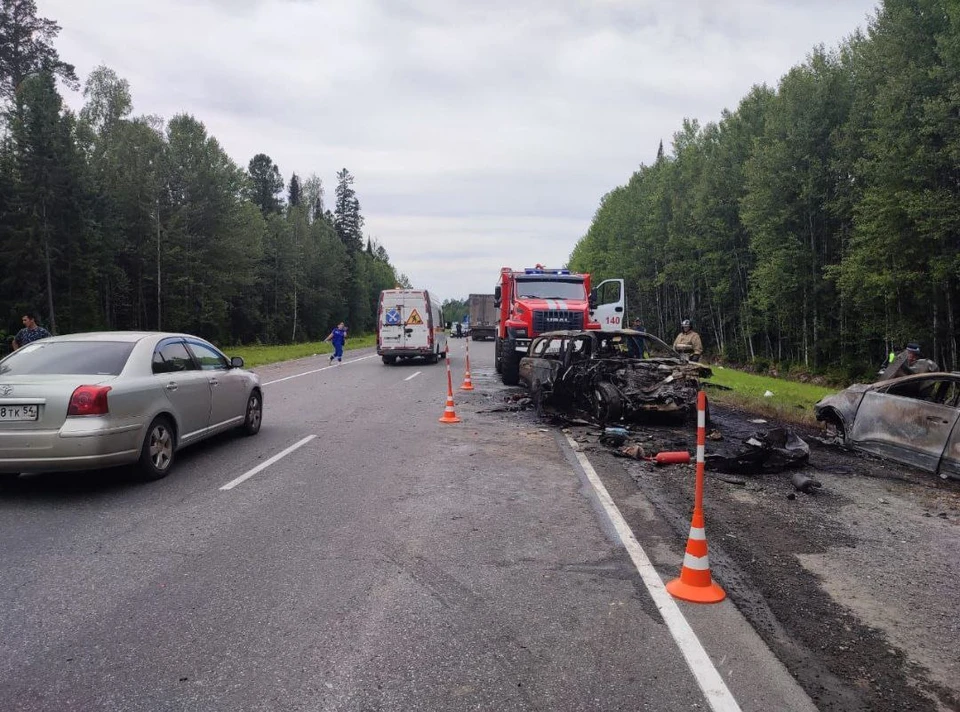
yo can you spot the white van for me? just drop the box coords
[377,289,448,365]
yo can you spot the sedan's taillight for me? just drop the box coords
[67,385,112,416]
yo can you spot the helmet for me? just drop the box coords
[681,319,691,328]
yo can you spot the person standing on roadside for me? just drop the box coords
[325,322,348,364]
[672,319,703,361]
[12,312,51,351]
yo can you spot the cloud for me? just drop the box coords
[38,0,878,300]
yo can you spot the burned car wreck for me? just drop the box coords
[518,329,711,424]
[814,371,960,480]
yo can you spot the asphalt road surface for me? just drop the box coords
[3,341,816,711]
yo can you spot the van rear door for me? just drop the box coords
[380,294,405,350]
[400,292,429,350]
[380,291,429,351]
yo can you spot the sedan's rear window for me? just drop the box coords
[0,341,135,376]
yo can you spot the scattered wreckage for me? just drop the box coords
[518,329,711,425]
[814,371,960,480]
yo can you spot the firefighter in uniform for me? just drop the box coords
[673,319,703,361]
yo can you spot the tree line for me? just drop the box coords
[569,0,959,380]
[0,0,408,351]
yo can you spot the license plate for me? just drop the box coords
[0,404,39,421]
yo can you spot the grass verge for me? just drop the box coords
[229,336,377,368]
[705,365,838,427]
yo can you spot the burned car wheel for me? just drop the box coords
[592,382,623,424]
[823,413,847,444]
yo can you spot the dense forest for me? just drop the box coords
[570,0,959,379]
[0,0,408,352]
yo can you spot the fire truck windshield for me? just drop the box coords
[514,278,585,300]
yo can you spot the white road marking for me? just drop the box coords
[563,433,742,712]
[262,354,377,386]
[220,435,317,491]
[404,371,422,382]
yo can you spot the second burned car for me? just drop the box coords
[518,329,711,424]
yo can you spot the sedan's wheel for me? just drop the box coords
[241,390,263,436]
[592,382,623,424]
[824,416,846,444]
[138,416,176,481]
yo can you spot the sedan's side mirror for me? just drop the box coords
[230,356,244,369]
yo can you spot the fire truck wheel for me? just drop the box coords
[500,341,520,386]
[494,338,503,374]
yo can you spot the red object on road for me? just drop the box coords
[650,451,691,465]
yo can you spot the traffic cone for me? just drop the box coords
[664,509,725,603]
[439,343,461,424]
[460,338,475,391]
[665,391,725,603]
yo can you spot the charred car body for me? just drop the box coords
[814,372,960,480]
[518,329,711,424]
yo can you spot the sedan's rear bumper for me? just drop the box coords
[0,422,143,473]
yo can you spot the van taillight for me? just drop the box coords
[67,385,112,416]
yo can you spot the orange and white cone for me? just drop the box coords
[460,338,475,391]
[439,343,461,424]
[665,509,725,603]
[665,391,725,604]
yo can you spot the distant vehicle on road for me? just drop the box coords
[377,289,447,364]
[815,372,960,480]
[0,332,262,480]
[467,293,497,341]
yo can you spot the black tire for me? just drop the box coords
[428,351,440,364]
[382,355,397,365]
[241,389,263,436]
[439,348,447,360]
[500,339,520,386]
[138,416,176,481]
[592,382,623,424]
[494,337,503,374]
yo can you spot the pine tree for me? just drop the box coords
[247,153,283,216]
[334,168,363,253]
[0,0,77,102]
[288,172,300,208]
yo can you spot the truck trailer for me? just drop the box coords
[467,294,497,341]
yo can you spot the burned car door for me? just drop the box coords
[933,379,960,479]
[849,376,960,472]
[519,335,566,391]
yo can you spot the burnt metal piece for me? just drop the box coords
[705,428,810,474]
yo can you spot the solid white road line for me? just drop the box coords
[563,433,743,712]
[220,435,317,491]
[404,371,422,381]
[262,354,377,386]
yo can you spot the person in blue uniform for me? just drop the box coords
[325,322,347,364]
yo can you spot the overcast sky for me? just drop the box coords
[40,0,878,302]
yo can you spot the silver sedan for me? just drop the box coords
[0,332,262,480]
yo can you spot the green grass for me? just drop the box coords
[705,366,838,426]
[228,335,377,368]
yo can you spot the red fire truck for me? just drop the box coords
[494,266,625,385]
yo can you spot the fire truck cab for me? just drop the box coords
[494,266,625,385]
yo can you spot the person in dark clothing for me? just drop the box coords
[12,312,51,351]
[325,322,348,364]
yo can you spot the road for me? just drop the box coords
[2,340,816,711]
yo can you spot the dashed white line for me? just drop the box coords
[262,354,377,386]
[220,435,317,491]
[563,433,742,712]
[404,371,423,381]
